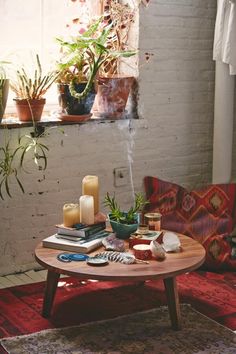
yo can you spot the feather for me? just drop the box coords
[94,251,149,264]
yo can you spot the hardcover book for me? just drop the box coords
[42,234,104,253]
[55,221,106,238]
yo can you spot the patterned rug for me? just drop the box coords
[1,304,236,354]
[1,270,236,342]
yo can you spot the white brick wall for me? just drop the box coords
[0,0,218,275]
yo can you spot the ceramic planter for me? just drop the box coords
[93,76,134,119]
[0,79,9,122]
[14,98,46,122]
[58,83,96,116]
[108,213,138,239]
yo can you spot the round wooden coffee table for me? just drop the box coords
[35,233,205,330]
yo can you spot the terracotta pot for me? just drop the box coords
[14,98,46,122]
[58,83,96,116]
[0,79,9,122]
[93,76,134,119]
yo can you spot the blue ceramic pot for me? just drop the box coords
[108,213,138,239]
[58,83,96,115]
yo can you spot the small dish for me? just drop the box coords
[59,113,92,122]
[68,254,89,261]
[136,224,149,235]
[87,257,109,266]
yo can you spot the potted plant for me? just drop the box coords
[10,54,58,122]
[0,60,10,123]
[56,16,136,119]
[104,192,148,239]
[0,132,24,199]
[93,0,138,119]
[0,124,55,200]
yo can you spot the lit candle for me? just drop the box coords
[63,203,80,227]
[82,175,99,214]
[79,195,94,225]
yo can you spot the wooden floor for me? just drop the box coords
[0,269,68,289]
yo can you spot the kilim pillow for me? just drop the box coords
[143,176,236,270]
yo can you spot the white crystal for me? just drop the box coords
[162,232,181,252]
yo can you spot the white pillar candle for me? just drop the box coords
[79,195,94,225]
[82,175,99,215]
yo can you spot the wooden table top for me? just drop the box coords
[35,233,206,282]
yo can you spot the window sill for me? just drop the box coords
[0,112,137,129]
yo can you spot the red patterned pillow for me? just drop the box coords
[144,176,236,270]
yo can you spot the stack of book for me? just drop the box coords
[42,221,109,253]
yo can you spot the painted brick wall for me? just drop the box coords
[0,0,217,275]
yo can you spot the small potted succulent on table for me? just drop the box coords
[11,54,58,122]
[104,192,148,239]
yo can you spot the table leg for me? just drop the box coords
[42,270,60,318]
[163,277,181,330]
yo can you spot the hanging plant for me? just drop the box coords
[18,126,50,172]
[0,134,24,199]
[0,124,63,200]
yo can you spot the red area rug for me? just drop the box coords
[0,271,236,352]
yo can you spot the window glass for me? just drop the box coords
[0,0,139,119]
[0,0,102,112]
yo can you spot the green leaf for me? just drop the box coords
[82,17,102,38]
[97,24,112,46]
[15,173,25,194]
[110,50,137,58]
[0,179,4,200]
[5,178,12,198]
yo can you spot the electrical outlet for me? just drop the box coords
[114,167,129,187]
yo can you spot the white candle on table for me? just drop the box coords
[82,175,99,214]
[79,195,94,225]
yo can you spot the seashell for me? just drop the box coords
[162,232,181,252]
[102,233,125,252]
[150,240,166,260]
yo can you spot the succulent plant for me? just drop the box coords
[104,192,148,224]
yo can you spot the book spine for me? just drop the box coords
[83,223,106,237]
[57,222,106,237]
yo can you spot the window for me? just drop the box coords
[0,0,138,121]
[1,0,103,114]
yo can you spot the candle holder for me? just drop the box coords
[144,213,162,231]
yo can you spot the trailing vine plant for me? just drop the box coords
[0,123,65,200]
[0,130,24,199]
[0,125,53,200]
